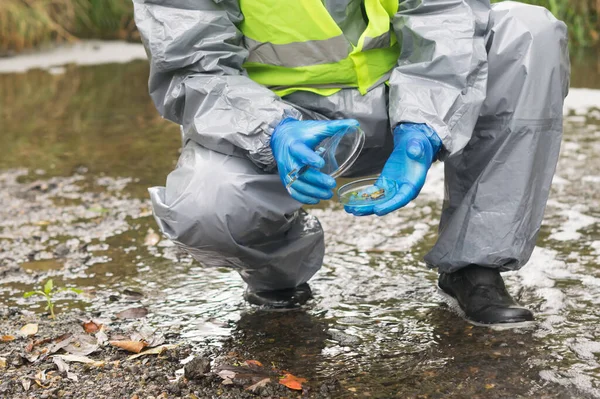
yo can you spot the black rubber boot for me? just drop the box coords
[438,265,534,325]
[244,283,312,309]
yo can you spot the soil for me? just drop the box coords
[0,307,339,399]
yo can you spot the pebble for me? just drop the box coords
[54,243,70,257]
[184,356,211,381]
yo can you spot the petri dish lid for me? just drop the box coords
[315,125,365,178]
[338,177,398,208]
[285,124,365,190]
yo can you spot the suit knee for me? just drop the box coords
[497,2,568,45]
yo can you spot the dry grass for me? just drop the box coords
[0,0,136,54]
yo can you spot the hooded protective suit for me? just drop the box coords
[134,0,570,291]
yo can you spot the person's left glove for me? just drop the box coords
[271,118,360,204]
[344,123,442,216]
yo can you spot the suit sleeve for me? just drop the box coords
[133,0,302,171]
[388,0,491,158]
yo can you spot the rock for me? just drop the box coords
[54,244,70,258]
[184,356,211,381]
[74,166,89,175]
[147,371,161,381]
[167,385,182,396]
[10,353,24,367]
[328,329,362,346]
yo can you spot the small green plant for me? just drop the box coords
[23,279,82,319]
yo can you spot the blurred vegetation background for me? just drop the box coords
[0,0,138,55]
[0,0,598,55]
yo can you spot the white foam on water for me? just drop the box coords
[313,205,436,253]
[564,88,600,114]
[566,115,588,123]
[569,339,600,361]
[551,175,571,186]
[582,175,600,183]
[548,208,597,242]
[590,241,600,264]
[312,163,444,253]
[540,370,600,398]
[513,245,600,397]
[419,161,444,198]
[507,247,571,315]
[0,41,147,73]
[516,247,600,397]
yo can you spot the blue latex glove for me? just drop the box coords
[344,123,442,216]
[271,118,360,204]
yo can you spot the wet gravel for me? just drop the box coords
[0,308,339,399]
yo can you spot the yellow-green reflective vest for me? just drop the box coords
[239,0,400,97]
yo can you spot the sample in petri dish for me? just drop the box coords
[338,177,398,208]
[286,125,365,189]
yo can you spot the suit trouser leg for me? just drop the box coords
[424,2,570,273]
[149,141,325,291]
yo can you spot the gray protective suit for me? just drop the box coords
[134,0,570,291]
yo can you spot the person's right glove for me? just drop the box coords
[271,118,360,204]
[344,123,442,216]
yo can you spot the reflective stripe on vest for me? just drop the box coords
[239,0,400,97]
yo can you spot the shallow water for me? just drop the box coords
[0,43,599,398]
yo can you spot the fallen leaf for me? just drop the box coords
[116,307,148,319]
[25,341,35,352]
[53,333,72,343]
[34,379,51,389]
[246,378,271,392]
[130,326,164,348]
[218,369,237,380]
[279,373,307,391]
[348,387,357,392]
[26,337,54,353]
[95,330,109,346]
[144,229,160,246]
[53,356,69,373]
[53,356,79,382]
[48,334,74,354]
[54,354,104,367]
[64,334,99,356]
[82,321,102,333]
[21,378,31,391]
[1,335,16,342]
[127,344,178,360]
[110,340,147,354]
[22,352,40,363]
[485,383,495,389]
[20,324,38,336]
[0,357,6,368]
[245,360,263,367]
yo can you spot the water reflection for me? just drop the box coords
[0,61,181,197]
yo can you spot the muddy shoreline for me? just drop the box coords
[0,307,340,399]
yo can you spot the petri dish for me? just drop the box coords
[286,125,365,189]
[337,177,398,208]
